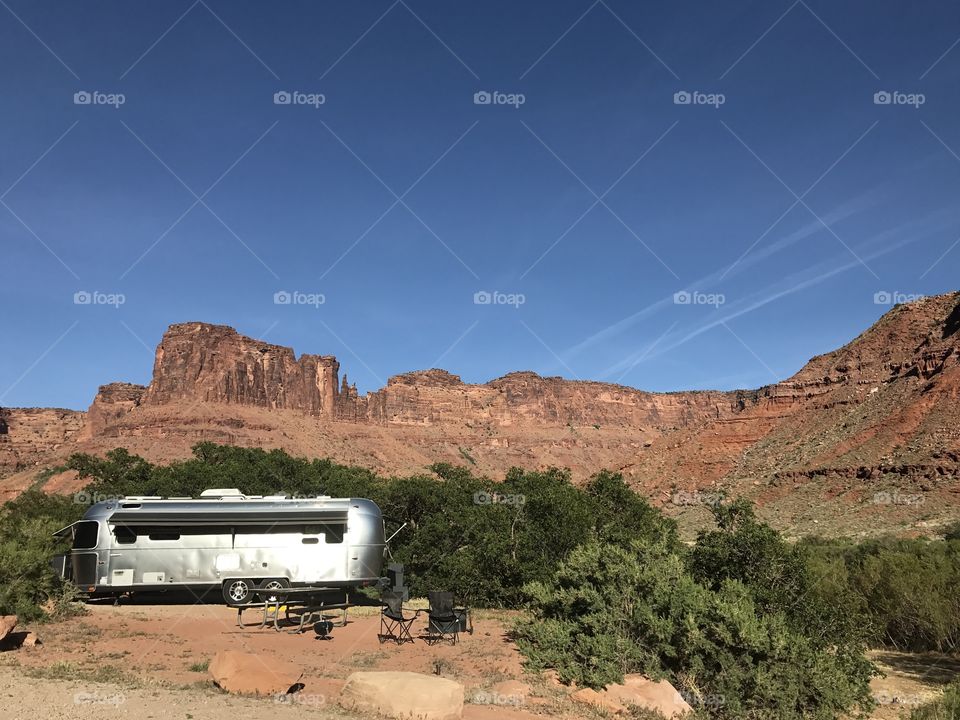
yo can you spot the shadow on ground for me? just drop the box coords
[873,651,960,685]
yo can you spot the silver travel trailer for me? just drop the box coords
[53,489,386,604]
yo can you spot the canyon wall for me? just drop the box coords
[141,323,340,416]
[88,322,744,434]
[358,369,739,428]
[0,407,85,473]
[6,294,959,501]
[4,298,959,538]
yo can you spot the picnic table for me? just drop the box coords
[233,587,351,634]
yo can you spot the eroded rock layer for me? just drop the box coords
[3,293,960,533]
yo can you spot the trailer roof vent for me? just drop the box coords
[200,488,245,498]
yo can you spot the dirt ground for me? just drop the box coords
[0,596,572,720]
[1,597,958,720]
[869,649,960,720]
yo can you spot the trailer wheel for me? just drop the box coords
[257,578,290,603]
[223,578,253,605]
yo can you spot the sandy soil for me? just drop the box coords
[869,649,960,720]
[0,596,567,720]
[2,597,958,720]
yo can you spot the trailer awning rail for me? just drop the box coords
[109,510,349,526]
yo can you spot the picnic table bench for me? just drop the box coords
[232,587,352,634]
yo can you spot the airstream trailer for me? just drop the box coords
[54,489,386,604]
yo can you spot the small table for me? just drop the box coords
[235,587,351,633]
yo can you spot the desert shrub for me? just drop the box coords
[71,444,380,500]
[584,469,680,551]
[0,490,85,620]
[386,466,599,605]
[799,535,960,652]
[69,447,154,496]
[690,500,870,650]
[911,678,960,720]
[514,538,696,687]
[375,465,677,604]
[515,535,877,720]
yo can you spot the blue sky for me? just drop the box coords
[1,0,958,410]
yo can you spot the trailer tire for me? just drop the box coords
[257,578,290,603]
[223,578,254,605]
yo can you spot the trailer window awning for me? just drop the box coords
[52,523,76,538]
[109,510,349,526]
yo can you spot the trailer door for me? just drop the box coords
[70,521,100,588]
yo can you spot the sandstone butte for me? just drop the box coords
[1,291,958,535]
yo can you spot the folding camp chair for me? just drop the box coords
[424,591,460,646]
[378,590,417,645]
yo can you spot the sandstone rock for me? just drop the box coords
[0,615,17,642]
[612,675,692,717]
[142,323,340,416]
[490,679,531,698]
[340,671,463,720]
[4,631,41,649]
[84,382,146,437]
[0,408,84,475]
[571,687,625,713]
[571,675,691,717]
[208,650,302,696]
[92,322,742,431]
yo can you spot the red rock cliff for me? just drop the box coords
[94,323,742,433]
[0,407,85,473]
[141,323,340,417]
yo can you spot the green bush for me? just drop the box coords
[0,490,85,620]
[944,522,960,542]
[799,535,960,652]
[690,500,870,650]
[515,535,877,720]
[911,679,960,720]
[584,469,680,551]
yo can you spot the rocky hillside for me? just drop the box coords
[2,293,959,536]
[0,407,84,474]
[630,293,960,534]
[0,319,746,480]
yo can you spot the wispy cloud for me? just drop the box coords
[600,210,956,380]
[564,186,887,360]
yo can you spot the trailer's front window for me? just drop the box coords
[303,524,345,543]
[73,521,99,549]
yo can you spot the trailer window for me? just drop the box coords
[114,526,137,544]
[322,524,345,544]
[73,521,99,550]
[147,531,181,541]
[123,525,231,537]
[303,524,344,543]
